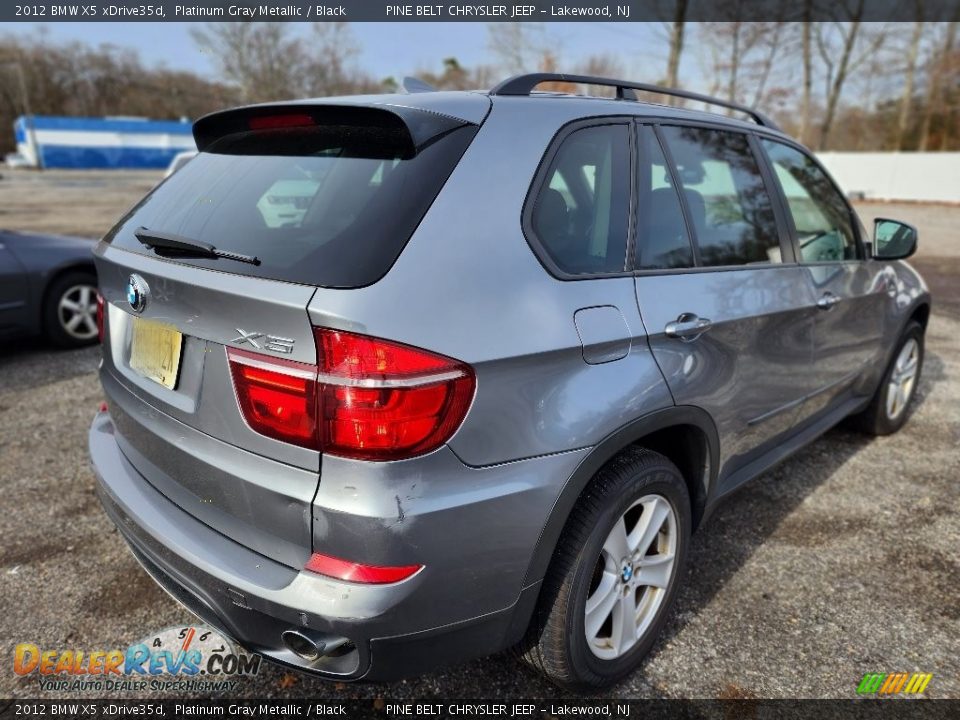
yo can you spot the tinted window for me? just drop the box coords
[531,124,630,275]
[635,126,693,270]
[104,112,476,288]
[660,126,781,267]
[762,140,859,262]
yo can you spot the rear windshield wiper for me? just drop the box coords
[134,227,260,266]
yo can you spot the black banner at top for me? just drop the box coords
[3,0,960,23]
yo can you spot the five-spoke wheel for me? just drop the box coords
[43,271,99,348]
[586,494,677,660]
[520,447,690,689]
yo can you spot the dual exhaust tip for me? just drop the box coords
[281,629,351,662]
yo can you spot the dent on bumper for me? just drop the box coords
[89,411,580,680]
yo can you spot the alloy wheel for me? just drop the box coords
[886,338,919,420]
[585,494,677,660]
[57,284,99,341]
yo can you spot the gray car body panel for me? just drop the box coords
[90,88,931,681]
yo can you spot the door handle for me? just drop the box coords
[816,292,842,310]
[665,313,713,341]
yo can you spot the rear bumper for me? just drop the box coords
[89,411,573,681]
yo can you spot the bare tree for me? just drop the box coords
[919,17,959,149]
[191,23,309,102]
[487,23,546,74]
[0,32,238,155]
[815,2,889,149]
[896,1,926,149]
[192,22,379,102]
[799,5,814,143]
[664,0,688,98]
[726,22,743,108]
[307,23,382,96]
[308,22,358,96]
[699,19,783,114]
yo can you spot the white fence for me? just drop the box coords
[816,152,960,204]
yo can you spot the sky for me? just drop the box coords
[14,21,672,85]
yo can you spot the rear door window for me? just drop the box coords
[761,140,860,262]
[529,123,630,276]
[659,126,781,267]
[104,109,477,288]
[635,126,694,270]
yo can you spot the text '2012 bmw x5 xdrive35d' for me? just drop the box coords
[89,73,930,690]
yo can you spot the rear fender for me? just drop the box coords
[521,405,719,588]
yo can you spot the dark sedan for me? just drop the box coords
[0,230,99,348]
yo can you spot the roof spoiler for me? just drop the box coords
[192,102,471,153]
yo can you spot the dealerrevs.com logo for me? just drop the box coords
[14,626,260,693]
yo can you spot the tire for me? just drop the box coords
[852,321,924,436]
[42,271,99,348]
[520,447,691,690]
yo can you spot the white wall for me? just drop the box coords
[816,152,960,204]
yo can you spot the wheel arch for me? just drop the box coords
[908,300,930,330]
[882,296,931,379]
[521,405,719,589]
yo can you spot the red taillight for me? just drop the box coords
[248,113,315,130]
[227,348,318,449]
[226,329,475,461]
[315,328,475,461]
[304,552,422,584]
[96,291,104,343]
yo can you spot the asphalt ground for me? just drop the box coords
[0,171,957,699]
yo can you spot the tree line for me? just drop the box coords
[1,16,958,157]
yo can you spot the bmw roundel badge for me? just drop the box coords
[127,274,149,314]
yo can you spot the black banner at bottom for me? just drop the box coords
[2,699,959,720]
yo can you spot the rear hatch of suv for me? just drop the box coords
[94,97,486,568]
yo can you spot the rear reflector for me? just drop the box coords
[226,329,475,461]
[304,552,422,584]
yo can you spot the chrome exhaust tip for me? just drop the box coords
[281,629,352,661]
[281,629,325,661]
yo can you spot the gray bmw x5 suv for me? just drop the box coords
[89,73,930,689]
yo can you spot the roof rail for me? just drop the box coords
[489,73,780,130]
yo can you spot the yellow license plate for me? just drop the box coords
[129,316,183,390]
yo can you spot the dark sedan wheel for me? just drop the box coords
[520,447,690,690]
[44,271,99,348]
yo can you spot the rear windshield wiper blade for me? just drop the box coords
[134,227,260,266]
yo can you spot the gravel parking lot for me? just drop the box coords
[1,170,958,699]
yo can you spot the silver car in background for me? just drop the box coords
[89,73,930,689]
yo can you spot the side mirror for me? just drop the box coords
[873,218,918,260]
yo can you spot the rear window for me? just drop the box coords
[104,108,477,288]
